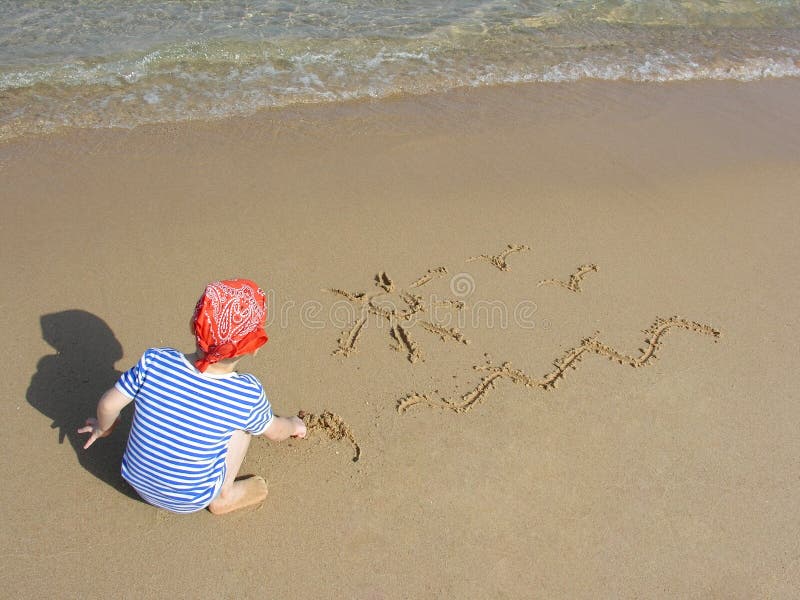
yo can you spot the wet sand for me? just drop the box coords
[1,79,799,598]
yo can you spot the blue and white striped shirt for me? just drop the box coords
[116,348,273,513]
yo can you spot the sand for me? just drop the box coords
[1,78,799,598]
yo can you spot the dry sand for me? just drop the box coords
[1,79,799,598]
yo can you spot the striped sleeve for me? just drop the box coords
[242,376,273,435]
[115,350,151,399]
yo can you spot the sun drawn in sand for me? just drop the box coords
[325,267,469,363]
[398,316,721,413]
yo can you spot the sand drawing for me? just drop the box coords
[538,263,599,292]
[398,316,721,413]
[408,266,449,288]
[466,243,530,271]
[300,410,361,462]
[375,272,394,293]
[325,267,469,363]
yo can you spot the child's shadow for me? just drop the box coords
[27,310,139,500]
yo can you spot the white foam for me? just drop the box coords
[2,22,800,143]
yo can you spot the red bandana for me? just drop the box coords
[192,279,268,373]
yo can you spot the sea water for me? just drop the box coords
[1,0,799,141]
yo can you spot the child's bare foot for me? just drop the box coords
[207,476,268,515]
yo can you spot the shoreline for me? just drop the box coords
[2,75,800,146]
[3,78,800,191]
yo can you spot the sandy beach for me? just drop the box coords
[2,78,799,598]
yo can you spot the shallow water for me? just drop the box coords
[1,0,799,140]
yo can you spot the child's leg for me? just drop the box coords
[207,429,268,515]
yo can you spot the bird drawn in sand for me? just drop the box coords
[325,267,469,363]
[466,243,530,271]
[538,263,599,292]
[398,316,720,413]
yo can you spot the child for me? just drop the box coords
[79,279,306,515]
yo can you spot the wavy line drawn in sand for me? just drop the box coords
[398,316,720,413]
[325,267,469,363]
[466,243,530,271]
[538,263,599,292]
[300,410,361,462]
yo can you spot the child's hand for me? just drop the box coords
[77,417,119,449]
[290,415,307,439]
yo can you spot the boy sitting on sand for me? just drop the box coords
[79,279,306,515]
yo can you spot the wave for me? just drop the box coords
[1,24,799,141]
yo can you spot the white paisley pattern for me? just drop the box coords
[204,281,266,346]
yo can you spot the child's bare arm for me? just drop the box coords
[78,386,133,449]
[261,415,306,441]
